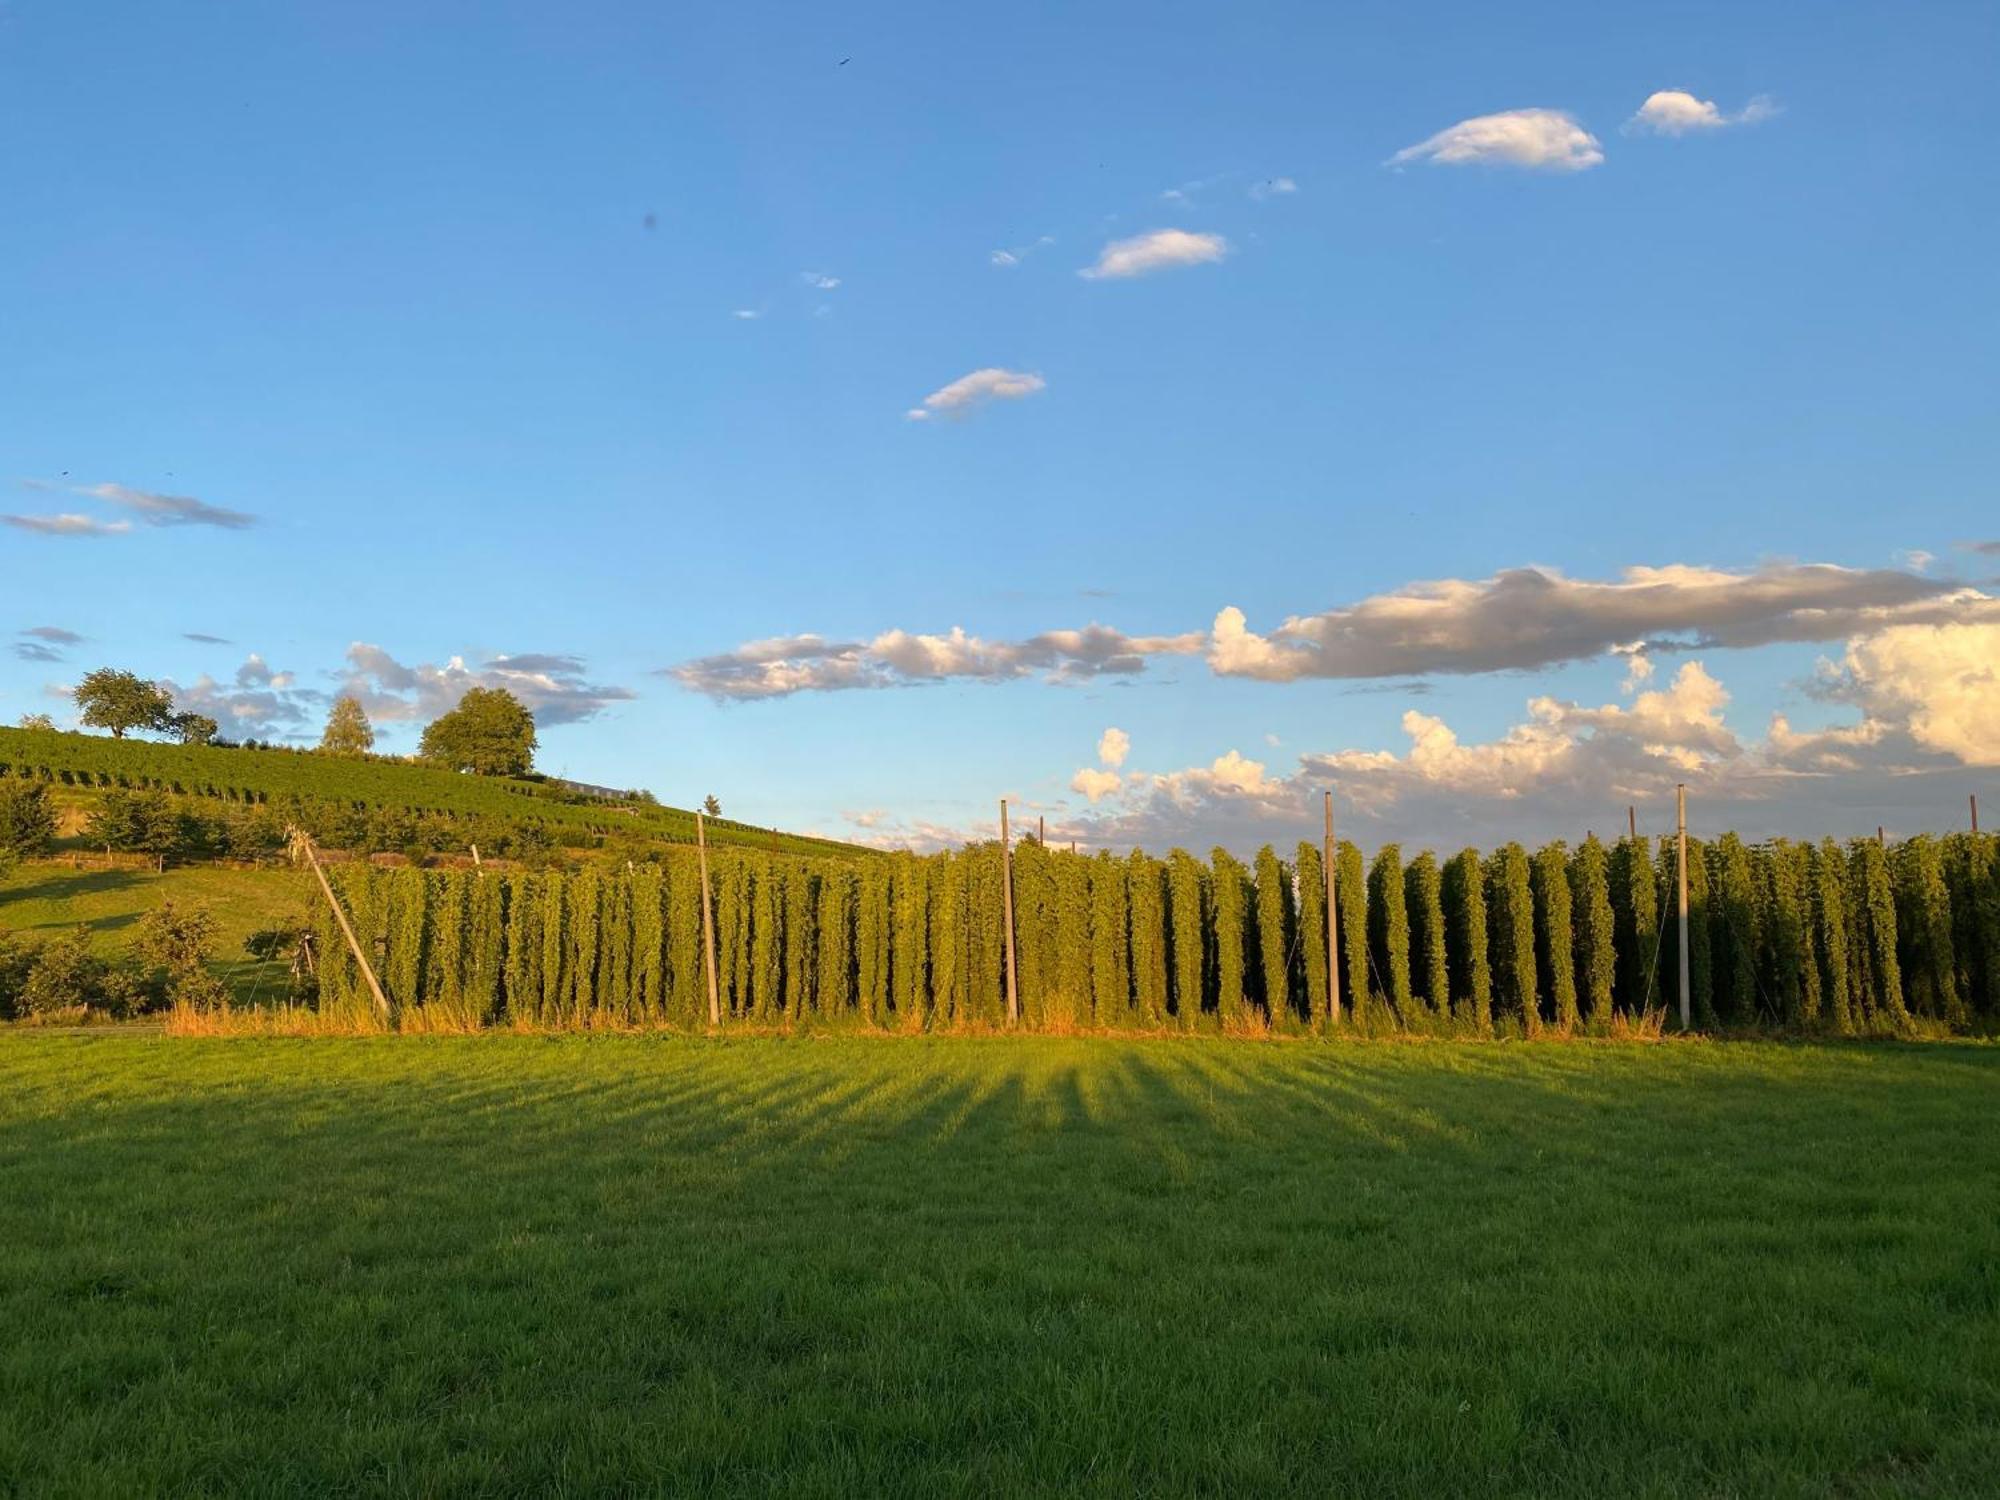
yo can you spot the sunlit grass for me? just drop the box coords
[1,1035,1995,1495]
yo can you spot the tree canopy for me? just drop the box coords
[319,695,375,756]
[418,688,537,777]
[73,669,174,739]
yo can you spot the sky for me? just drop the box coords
[3,0,1997,854]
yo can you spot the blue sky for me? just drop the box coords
[4,0,1996,851]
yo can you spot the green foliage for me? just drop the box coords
[172,712,219,747]
[1847,839,1910,1032]
[1404,851,1448,1017]
[856,858,890,1025]
[890,854,928,1030]
[1367,845,1411,1018]
[1569,837,1616,1024]
[1442,848,1491,1030]
[1294,842,1329,1026]
[1336,841,1369,1026]
[1810,840,1854,1034]
[319,695,375,756]
[419,687,538,777]
[0,778,57,867]
[1485,844,1537,1033]
[1894,835,1965,1026]
[818,864,856,1018]
[1762,842,1816,1028]
[1128,852,1169,1026]
[1531,842,1578,1030]
[1611,836,1659,1013]
[89,788,194,867]
[1252,846,1293,1029]
[1167,850,1207,1028]
[1089,852,1131,1026]
[1209,849,1250,1027]
[18,927,108,1016]
[73,667,173,739]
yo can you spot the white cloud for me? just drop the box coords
[1247,176,1298,200]
[801,271,841,290]
[1071,767,1123,803]
[1625,90,1778,137]
[905,367,1046,421]
[668,624,1204,701]
[1209,564,1996,682]
[81,482,257,530]
[731,308,762,320]
[1896,549,1935,573]
[1389,108,1603,171]
[1097,726,1131,768]
[340,644,635,727]
[1059,637,1999,852]
[1079,228,1229,280]
[2,513,132,537]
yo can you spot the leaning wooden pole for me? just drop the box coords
[294,830,390,1021]
[1324,789,1341,1026]
[1973,794,1980,835]
[696,811,721,1027]
[1676,785,1690,1032]
[1000,799,1020,1026]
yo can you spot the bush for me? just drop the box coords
[18,928,107,1017]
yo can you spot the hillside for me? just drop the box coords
[0,726,866,862]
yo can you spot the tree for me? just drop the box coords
[171,711,219,746]
[703,794,722,817]
[0,780,58,872]
[1569,836,1617,1025]
[17,713,55,731]
[90,789,192,870]
[418,688,537,776]
[73,668,173,739]
[319,695,376,756]
[1532,841,1578,1030]
[1367,844,1412,1016]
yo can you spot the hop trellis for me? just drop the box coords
[309,831,2000,1035]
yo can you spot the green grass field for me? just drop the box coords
[0,861,308,1002]
[2,1036,1995,1496]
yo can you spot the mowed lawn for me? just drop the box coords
[1,1037,1996,1497]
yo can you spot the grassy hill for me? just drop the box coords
[0,725,866,861]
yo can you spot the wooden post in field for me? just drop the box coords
[696,811,721,1027]
[469,842,481,868]
[1038,814,1045,847]
[1324,790,1340,1026]
[1000,799,1020,1026]
[1878,826,1886,848]
[1675,785,1690,1032]
[1628,805,1636,841]
[1973,794,1980,834]
[295,830,390,1021]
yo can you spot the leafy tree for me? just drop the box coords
[171,711,219,746]
[1209,849,1251,1027]
[1610,836,1659,1013]
[1129,851,1169,1026]
[1895,835,1965,1026]
[1253,845,1293,1028]
[1089,850,1130,1025]
[703,794,722,817]
[17,713,55,731]
[1294,841,1329,1025]
[18,926,109,1017]
[319,695,376,756]
[136,900,228,1010]
[1812,839,1856,1034]
[1485,843,1538,1033]
[418,688,537,776]
[73,668,173,739]
[1167,849,1208,1028]
[1336,840,1370,1025]
[89,788,192,870]
[0,779,58,871]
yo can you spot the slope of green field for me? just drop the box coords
[0,725,865,859]
[1,1035,1994,1495]
[0,862,308,1001]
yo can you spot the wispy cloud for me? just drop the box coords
[81,482,257,530]
[1388,108,1603,171]
[731,308,763,321]
[340,644,635,727]
[183,632,232,645]
[1209,563,1994,681]
[667,624,1205,701]
[2,513,132,537]
[990,234,1055,268]
[905,367,1046,421]
[1247,176,1298,201]
[800,271,841,290]
[22,626,84,645]
[12,642,65,663]
[1625,90,1778,136]
[1079,228,1229,280]
[1956,539,2000,557]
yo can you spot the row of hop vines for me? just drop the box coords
[312,832,2000,1034]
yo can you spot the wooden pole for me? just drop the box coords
[1878,826,1886,848]
[1676,785,1690,1032]
[696,811,721,1027]
[1973,794,1980,835]
[1038,814,1045,847]
[1324,790,1340,1026]
[296,831,390,1020]
[1000,799,1020,1026]
[1628,805,1636,841]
